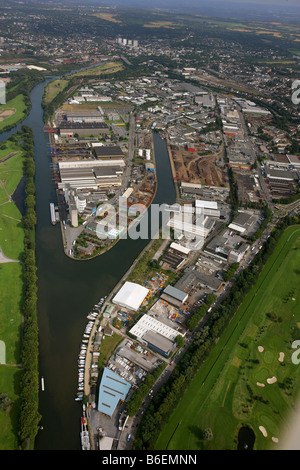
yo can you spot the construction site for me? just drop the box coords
[167,141,227,189]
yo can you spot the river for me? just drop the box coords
[0,79,176,449]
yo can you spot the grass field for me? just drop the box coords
[155,226,300,450]
[98,331,123,370]
[0,143,24,260]
[0,138,24,449]
[0,262,24,364]
[43,79,70,105]
[69,61,123,78]
[0,95,27,132]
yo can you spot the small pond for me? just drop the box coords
[237,426,256,450]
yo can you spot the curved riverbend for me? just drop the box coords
[1,80,176,449]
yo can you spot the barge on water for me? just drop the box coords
[50,203,56,225]
[80,405,90,450]
[50,203,60,225]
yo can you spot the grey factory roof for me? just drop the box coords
[142,330,175,355]
[266,167,297,181]
[60,168,95,180]
[162,285,188,303]
[60,121,109,130]
[176,270,222,292]
[94,166,123,177]
[66,110,103,117]
[94,146,124,157]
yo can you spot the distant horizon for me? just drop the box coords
[16,0,300,7]
[18,0,300,21]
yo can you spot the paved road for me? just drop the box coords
[0,246,20,264]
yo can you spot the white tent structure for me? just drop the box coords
[112,282,149,311]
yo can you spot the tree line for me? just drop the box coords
[9,126,41,449]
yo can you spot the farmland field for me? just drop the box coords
[155,226,300,450]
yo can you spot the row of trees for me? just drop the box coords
[16,126,41,449]
[126,363,165,417]
[132,215,300,450]
[223,262,239,282]
[186,293,216,332]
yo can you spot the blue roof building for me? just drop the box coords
[97,367,131,417]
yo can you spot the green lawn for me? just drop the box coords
[0,365,22,450]
[0,95,27,132]
[0,137,25,449]
[0,142,24,260]
[0,151,23,195]
[0,262,24,364]
[43,79,70,105]
[155,226,300,450]
[0,206,24,260]
[98,330,123,370]
[69,61,123,78]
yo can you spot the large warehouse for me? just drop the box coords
[59,121,109,137]
[65,109,104,123]
[112,282,149,311]
[160,285,188,307]
[58,163,123,190]
[97,367,131,417]
[93,145,125,159]
[58,160,125,169]
[129,314,185,356]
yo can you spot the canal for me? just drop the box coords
[0,79,176,449]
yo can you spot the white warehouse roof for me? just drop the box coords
[170,242,191,255]
[228,223,246,234]
[130,314,184,342]
[195,199,218,210]
[112,282,149,311]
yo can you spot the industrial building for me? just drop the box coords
[160,285,188,308]
[204,228,250,263]
[195,199,221,218]
[112,282,149,311]
[228,210,261,236]
[142,330,175,357]
[176,269,222,293]
[59,121,109,137]
[97,367,131,417]
[93,145,125,159]
[64,109,104,123]
[266,167,297,182]
[129,313,184,356]
[58,159,125,169]
[58,162,124,191]
[287,154,300,169]
[68,193,78,227]
[195,93,216,109]
[160,249,186,271]
[167,211,216,245]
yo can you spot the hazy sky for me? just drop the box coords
[111,0,300,5]
[217,0,299,3]
[220,0,300,4]
[105,0,300,10]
